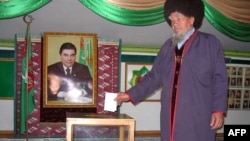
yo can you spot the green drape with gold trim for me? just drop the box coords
[0,0,51,19]
[0,0,249,41]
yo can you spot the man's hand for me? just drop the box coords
[210,112,224,130]
[114,92,130,106]
[48,74,61,95]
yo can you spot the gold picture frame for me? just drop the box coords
[43,32,97,108]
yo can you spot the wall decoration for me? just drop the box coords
[0,58,14,98]
[97,38,121,113]
[42,32,97,108]
[125,62,151,90]
[227,64,250,110]
[125,62,160,102]
[0,40,15,99]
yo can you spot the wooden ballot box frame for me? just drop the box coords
[66,112,135,141]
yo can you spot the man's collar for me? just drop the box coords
[177,27,195,49]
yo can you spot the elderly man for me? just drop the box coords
[115,0,228,141]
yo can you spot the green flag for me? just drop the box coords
[20,23,35,134]
[79,37,93,76]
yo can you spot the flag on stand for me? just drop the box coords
[20,23,35,134]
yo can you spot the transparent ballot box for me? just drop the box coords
[66,112,135,141]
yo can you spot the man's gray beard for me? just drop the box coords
[171,34,185,47]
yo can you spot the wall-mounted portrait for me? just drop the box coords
[244,90,249,99]
[42,32,97,108]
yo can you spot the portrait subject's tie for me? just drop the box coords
[66,68,70,76]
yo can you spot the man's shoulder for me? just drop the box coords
[74,62,88,67]
[73,62,89,71]
[72,62,91,76]
[48,62,62,70]
[197,31,218,40]
[196,31,223,53]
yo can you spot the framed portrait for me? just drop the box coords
[43,32,97,108]
[125,62,161,102]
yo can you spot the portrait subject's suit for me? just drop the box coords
[47,62,92,100]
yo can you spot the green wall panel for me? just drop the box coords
[0,59,14,98]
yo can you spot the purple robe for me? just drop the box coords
[127,31,228,141]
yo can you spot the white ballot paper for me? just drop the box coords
[104,92,118,112]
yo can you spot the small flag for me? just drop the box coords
[79,37,93,76]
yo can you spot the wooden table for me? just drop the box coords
[66,112,135,141]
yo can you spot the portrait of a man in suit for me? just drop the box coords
[47,42,93,103]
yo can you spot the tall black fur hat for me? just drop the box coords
[164,0,204,29]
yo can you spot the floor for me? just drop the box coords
[1,138,159,141]
[0,137,224,141]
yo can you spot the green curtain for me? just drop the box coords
[0,0,51,19]
[0,0,249,42]
[79,0,165,26]
[79,0,250,41]
[203,1,250,42]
